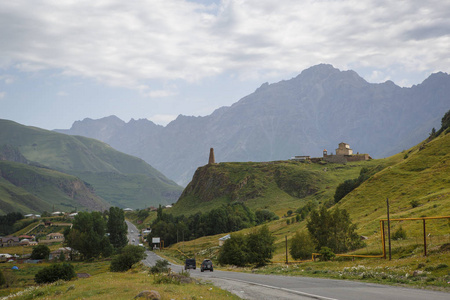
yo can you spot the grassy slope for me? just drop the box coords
[172,158,394,217]
[338,132,450,246]
[0,259,239,300]
[0,119,183,210]
[0,161,109,214]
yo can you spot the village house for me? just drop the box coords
[290,155,311,161]
[0,237,20,247]
[219,234,230,246]
[46,232,65,240]
[49,247,73,260]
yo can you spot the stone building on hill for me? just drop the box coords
[335,142,353,156]
[323,142,371,163]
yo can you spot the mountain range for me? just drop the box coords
[56,64,450,186]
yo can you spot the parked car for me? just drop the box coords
[201,259,213,272]
[184,258,196,270]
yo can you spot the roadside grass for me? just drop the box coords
[0,259,111,297]
[250,249,450,292]
[0,263,240,300]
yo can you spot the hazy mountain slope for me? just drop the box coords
[56,64,450,185]
[0,119,183,210]
[0,161,109,214]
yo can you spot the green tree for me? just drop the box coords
[107,207,128,249]
[110,245,146,272]
[436,109,450,135]
[59,251,66,262]
[307,206,362,253]
[290,231,315,260]
[30,245,50,260]
[255,209,279,224]
[65,211,112,259]
[218,233,248,267]
[34,263,76,284]
[246,225,275,267]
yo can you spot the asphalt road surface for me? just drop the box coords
[126,222,449,300]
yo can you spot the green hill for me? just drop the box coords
[172,157,394,217]
[0,160,109,214]
[0,119,183,212]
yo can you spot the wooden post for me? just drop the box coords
[381,220,386,259]
[387,198,391,260]
[423,219,427,257]
[285,236,288,264]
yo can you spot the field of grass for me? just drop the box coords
[0,261,239,300]
[172,158,394,218]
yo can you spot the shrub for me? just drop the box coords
[410,200,419,208]
[153,274,180,285]
[34,263,76,284]
[290,231,315,260]
[110,245,146,272]
[0,270,5,286]
[392,226,407,240]
[319,247,335,261]
[149,259,170,274]
[30,245,51,260]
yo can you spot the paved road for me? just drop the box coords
[126,222,449,300]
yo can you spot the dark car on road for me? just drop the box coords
[201,259,213,272]
[185,258,196,270]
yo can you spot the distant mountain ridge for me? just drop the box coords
[56,64,450,185]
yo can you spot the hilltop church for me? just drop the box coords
[323,142,371,163]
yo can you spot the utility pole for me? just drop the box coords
[387,198,392,261]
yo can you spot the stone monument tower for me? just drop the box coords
[208,148,215,164]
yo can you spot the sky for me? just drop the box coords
[1,0,449,130]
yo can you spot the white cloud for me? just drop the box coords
[0,92,5,99]
[0,75,15,84]
[0,0,449,88]
[57,91,68,97]
[144,89,178,98]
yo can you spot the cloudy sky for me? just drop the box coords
[1,0,449,130]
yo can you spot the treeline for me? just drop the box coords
[149,203,278,247]
[0,212,24,236]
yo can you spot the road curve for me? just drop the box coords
[127,221,449,300]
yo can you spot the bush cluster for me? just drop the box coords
[34,263,76,284]
[110,245,146,272]
[149,259,170,274]
[218,225,275,267]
